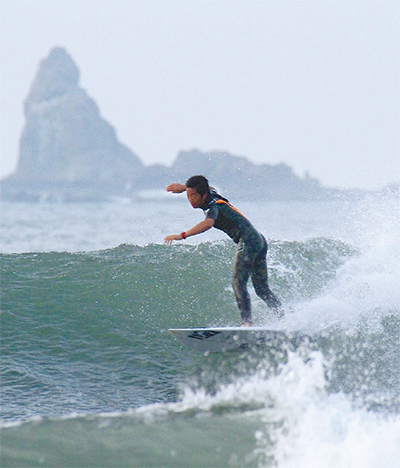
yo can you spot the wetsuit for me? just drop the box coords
[200,190,281,323]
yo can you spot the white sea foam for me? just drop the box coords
[269,354,400,468]
[275,194,400,334]
[137,349,400,467]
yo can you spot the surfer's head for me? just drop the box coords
[185,175,209,208]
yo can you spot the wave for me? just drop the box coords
[1,236,399,467]
[0,238,356,419]
[1,237,357,329]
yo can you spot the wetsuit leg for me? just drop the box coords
[251,236,283,316]
[232,239,253,323]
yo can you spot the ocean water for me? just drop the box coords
[1,193,399,467]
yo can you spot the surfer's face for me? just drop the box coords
[186,187,207,208]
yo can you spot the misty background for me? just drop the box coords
[1,0,399,190]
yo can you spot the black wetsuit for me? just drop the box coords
[200,190,281,323]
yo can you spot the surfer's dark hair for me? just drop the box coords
[185,175,210,196]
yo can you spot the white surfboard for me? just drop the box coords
[168,327,307,353]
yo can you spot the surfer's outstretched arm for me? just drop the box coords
[166,183,186,194]
[166,183,216,194]
[164,218,214,244]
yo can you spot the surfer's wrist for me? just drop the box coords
[180,232,187,240]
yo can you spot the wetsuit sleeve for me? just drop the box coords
[205,204,219,221]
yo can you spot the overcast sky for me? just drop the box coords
[1,0,399,189]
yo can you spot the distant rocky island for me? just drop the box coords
[0,47,360,202]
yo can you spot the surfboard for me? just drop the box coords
[168,327,307,353]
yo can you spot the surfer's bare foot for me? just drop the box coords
[241,321,254,327]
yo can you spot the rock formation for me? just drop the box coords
[1,47,345,202]
[4,47,143,201]
[155,149,327,201]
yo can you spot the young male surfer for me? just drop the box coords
[164,175,282,326]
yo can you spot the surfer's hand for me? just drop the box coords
[164,234,183,244]
[166,183,186,194]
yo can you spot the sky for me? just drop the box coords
[1,0,399,189]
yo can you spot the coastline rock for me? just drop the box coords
[149,149,331,201]
[1,47,352,202]
[4,47,143,201]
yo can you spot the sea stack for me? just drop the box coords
[5,47,143,201]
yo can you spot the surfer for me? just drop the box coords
[164,175,282,326]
